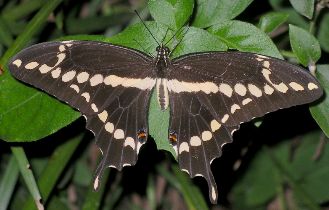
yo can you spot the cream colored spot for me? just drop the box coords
[124,137,135,149]
[105,122,114,133]
[242,98,252,105]
[179,142,189,154]
[181,169,190,174]
[263,61,270,68]
[289,82,304,91]
[257,54,267,59]
[90,74,104,86]
[308,82,318,90]
[165,79,219,94]
[59,45,65,52]
[114,129,124,139]
[51,68,61,78]
[81,92,90,102]
[123,163,131,167]
[262,68,288,93]
[136,142,144,154]
[13,59,22,67]
[25,62,39,69]
[69,84,79,93]
[93,176,99,190]
[39,64,53,73]
[98,110,108,123]
[211,186,217,202]
[62,70,76,82]
[234,83,247,96]
[56,53,66,65]
[190,136,202,146]
[210,120,221,132]
[231,104,241,114]
[219,83,233,97]
[77,72,89,83]
[201,131,212,141]
[248,84,262,97]
[104,75,156,90]
[264,84,274,95]
[91,103,98,112]
[221,114,229,123]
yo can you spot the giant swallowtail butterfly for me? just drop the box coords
[8,30,322,203]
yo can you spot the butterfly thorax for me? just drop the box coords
[155,45,170,111]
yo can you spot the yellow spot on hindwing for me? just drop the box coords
[179,142,189,154]
[98,110,108,123]
[190,136,202,146]
[210,120,221,132]
[201,131,212,141]
[124,137,135,149]
[105,122,114,133]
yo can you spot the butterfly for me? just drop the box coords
[8,31,322,203]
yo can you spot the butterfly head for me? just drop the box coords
[155,44,171,75]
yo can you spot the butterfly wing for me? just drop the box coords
[168,51,323,203]
[9,41,157,188]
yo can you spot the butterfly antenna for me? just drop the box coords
[134,10,160,46]
[133,38,155,58]
[169,26,190,56]
[164,20,190,46]
[161,28,170,44]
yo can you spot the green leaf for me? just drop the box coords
[148,0,194,30]
[171,26,227,58]
[0,79,80,142]
[280,8,309,30]
[82,169,111,210]
[0,156,19,210]
[192,0,254,28]
[289,24,321,66]
[172,165,208,210]
[318,13,329,53]
[258,12,289,33]
[269,0,284,10]
[232,131,327,209]
[149,91,173,157]
[23,134,82,210]
[289,0,314,19]
[11,147,43,210]
[0,0,71,142]
[310,65,329,138]
[208,20,283,59]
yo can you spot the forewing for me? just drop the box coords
[8,41,156,189]
[167,51,323,203]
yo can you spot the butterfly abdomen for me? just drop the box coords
[156,78,169,110]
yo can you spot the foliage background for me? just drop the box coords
[0,0,328,209]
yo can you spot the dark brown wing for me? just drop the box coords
[167,51,322,203]
[9,40,157,189]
